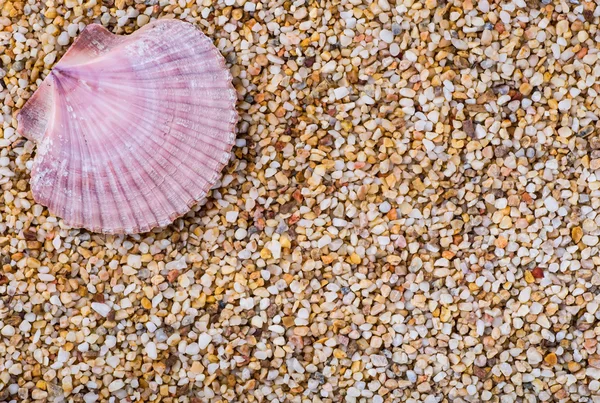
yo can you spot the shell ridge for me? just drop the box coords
[85,97,199,226]
[93,95,234,174]
[164,122,233,171]
[120,98,236,148]
[119,96,238,122]
[51,79,78,224]
[30,156,58,214]
[171,116,237,146]
[103,163,135,233]
[83,75,236,103]
[87,71,234,91]
[85,101,178,230]
[60,20,210,74]
[60,25,133,67]
[16,78,57,142]
[58,24,127,69]
[96,48,215,75]
[84,80,236,110]
[54,77,100,229]
[64,98,94,229]
[57,74,140,232]
[93,58,227,79]
[69,91,132,232]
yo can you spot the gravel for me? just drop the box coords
[2,0,600,402]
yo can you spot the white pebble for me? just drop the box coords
[527,348,543,365]
[379,29,394,44]
[1,325,15,337]
[57,32,70,46]
[226,211,239,222]
[198,333,212,349]
[334,87,349,100]
[583,235,599,246]
[240,297,255,310]
[91,302,111,317]
[186,343,200,355]
[544,197,558,212]
[84,393,99,403]
[127,254,142,269]
[108,380,124,392]
[38,273,55,282]
[146,342,157,360]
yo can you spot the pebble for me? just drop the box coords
[544,197,558,212]
[583,235,599,247]
[198,333,212,349]
[519,287,531,303]
[91,302,111,317]
[225,210,238,222]
[333,87,349,100]
[379,201,391,213]
[379,29,394,44]
[57,32,70,46]
[527,348,543,365]
[108,380,124,392]
[83,393,99,403]
[127,254,142,268]
[1,325,15,337]
[185,343,200,355]
[137,14,150,26]
[146,342,157,360]
[371,355,388,367]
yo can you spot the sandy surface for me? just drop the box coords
[2,0,600,402]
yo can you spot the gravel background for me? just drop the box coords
[2,0,600,402]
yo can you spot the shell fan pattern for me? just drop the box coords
[17,20,238,234]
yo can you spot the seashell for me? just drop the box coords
[17,20,238,234]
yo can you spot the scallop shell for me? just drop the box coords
[17,20,238,234]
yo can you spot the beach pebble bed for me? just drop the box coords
[2,0,600,401]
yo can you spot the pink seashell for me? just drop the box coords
[17,20,238,234]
